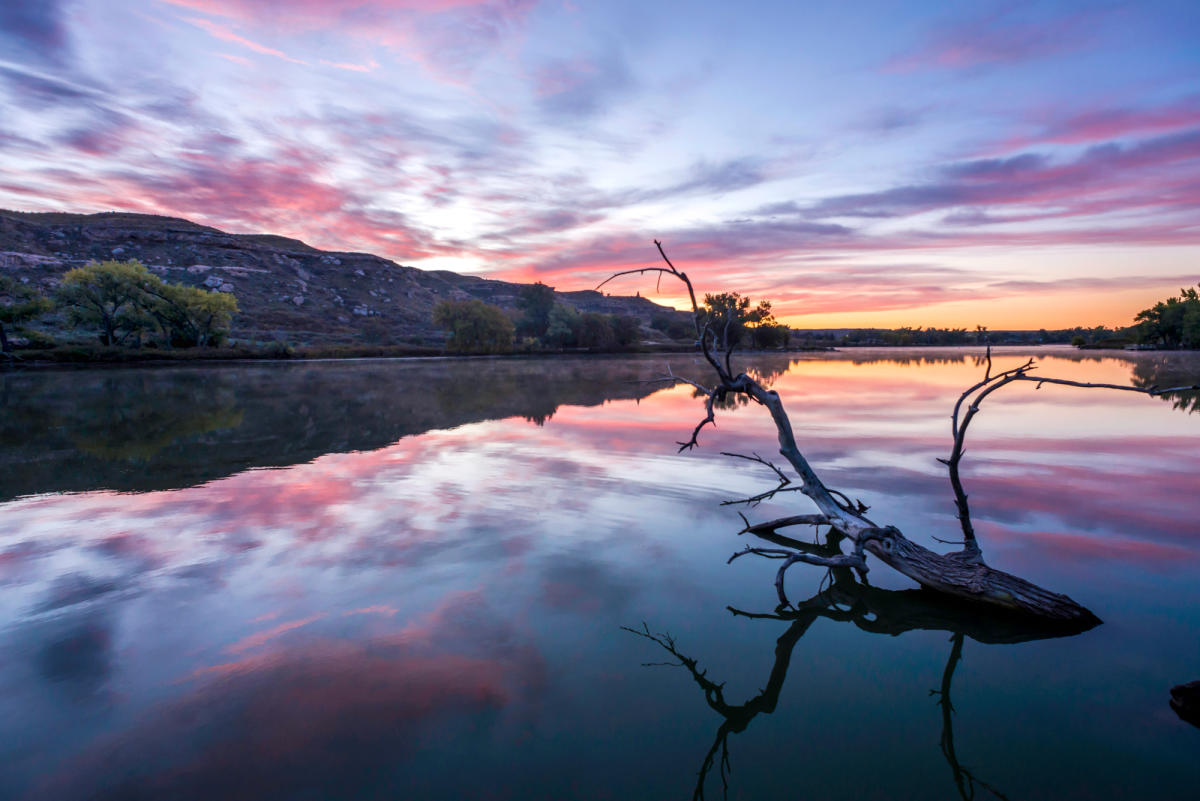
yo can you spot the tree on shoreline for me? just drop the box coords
[139,281,238,347]
[56,261,154,346]
[515,281,556,339]
[0,276,52,353]
[433,298,515,353]
[698,292,790,349]
[1136,285,1200,348]
[55,260,237,348]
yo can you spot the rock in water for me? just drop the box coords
[1170,680,1200,728]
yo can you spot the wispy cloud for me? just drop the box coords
[320,59,380,72]
[1001,96,1200,149]
[182,16,307,64]
[885,6,1106,72]
[794,128,1200,221]
[534,52,635,120]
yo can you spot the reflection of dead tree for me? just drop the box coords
[601,243,1200,621]
[626,568,1096,800]
[934,633,1012,801]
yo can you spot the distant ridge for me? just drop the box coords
[0,209,686,345]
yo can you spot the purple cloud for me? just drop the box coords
[0,0,72,68]
[535,52,635,120]
[798,127,1200,220]
[886,6,1106,72]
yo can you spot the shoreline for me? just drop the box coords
[6,341,1184,371]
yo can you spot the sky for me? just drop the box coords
[0,0,1197,329]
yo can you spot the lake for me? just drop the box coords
[1,348,1198,800]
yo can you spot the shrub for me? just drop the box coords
[433,299,515,353]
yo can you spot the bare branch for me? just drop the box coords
[1014,375,1200,395]
[678,388,718,452]
[736,514,830,536]
[718,451,797,506]
[721,486,806,507]
[595,266,679,293]
[943,354,1200,560]
[720,451,790,484]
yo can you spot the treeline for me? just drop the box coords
[837,327,982,346]
[0,259,237,354]
[793,323,1176,348]
[795,326,1053,347]
[432,283,646,353]
[432,284,792,354]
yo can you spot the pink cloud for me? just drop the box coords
[1004,97,1200,149]
[165,0,541,85]
[215,51,251,66]
[163,0,514,24]
[182,16,307,63]
[320,58,379,72]
[224,614,326,654]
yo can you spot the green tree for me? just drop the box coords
[1183,302,1200,349]
[0,276,52,352]
[751,322,791,349]
[516,282,556,339]
[544,304,581,348]
[1136,286,1200,348]
[141,282,238,347]
[578,313,616,350]
[651,312,692,340]
[701,292,776,348]
[611,315,642,348]
[55,260,158,346]
[432,299,514,353]
[55,260,237,348]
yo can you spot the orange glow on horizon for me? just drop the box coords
[607,282,1186,330]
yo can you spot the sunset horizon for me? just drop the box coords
[2,0,1197,329]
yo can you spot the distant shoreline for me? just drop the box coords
[8,341,1189,370]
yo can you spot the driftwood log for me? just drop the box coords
[601,243,1200,622]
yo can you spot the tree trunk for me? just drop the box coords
[746,380,1099,623]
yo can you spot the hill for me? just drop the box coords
[0,210,686,346]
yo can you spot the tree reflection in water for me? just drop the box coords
[627,560,1097,800]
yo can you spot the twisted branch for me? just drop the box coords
[941,346,1200,559]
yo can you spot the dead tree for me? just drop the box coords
[600,243,1200,622]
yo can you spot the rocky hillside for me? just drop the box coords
[0,210,687,345]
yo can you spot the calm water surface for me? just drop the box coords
[2,348,1199,800]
